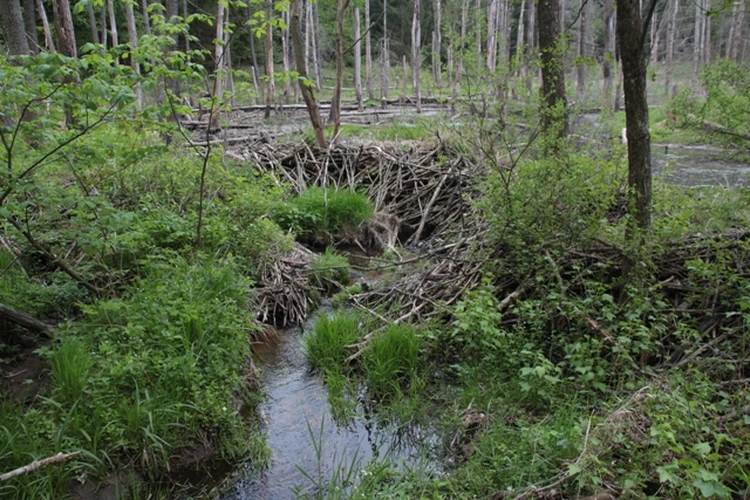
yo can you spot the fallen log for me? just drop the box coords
[0,301,51,335]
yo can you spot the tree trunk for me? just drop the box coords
[290,0,326,148]
[603,0,616,111]
[100,3,107,47]
[328,0,348,129]
[365,0,373,99]
[354,6,363,111]
[22,0,40,53]
[664,0,678,95]
[281,7,291,105]
[313,1,323,92]
[1,0,31,55]
[487,0,497,71]
[525,0,535,95]
[141,0,150,35]
[214,0,225,109]
[649,11,659,64]
[702,0,711,64]
[248,4,261,102]
[36,0,54,51]
[617,0,652,231]
[516,0,526,73]
[401,54,408,104]
[107,0,118,46]
[182,0,189,51]
[412,0,422,113]
[615,65,623,111]
[124,0,141,107]
[86,2,99,45]
[382,0,389,100]
[224,9,234,106]
[475,0,481,70]
[52,0,76,57]
[434,0,442,88]
[728,0,745,62]
[576,0,587,99]
[265,3,275,117]
[454,0,467,102]
[538,0,568,139]
[693,0,703,85]
[304,0,311,75]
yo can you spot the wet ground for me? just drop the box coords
[652,144,750,187]
[216,300,433,500]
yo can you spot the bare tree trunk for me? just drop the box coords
[304,0,311,75]
[617,0,652,231]
[86,2,99,45]
[576,0,587,99]
[664,0,678,95]
[328,0,348,129]
[693,0,703,86]
[1,0,30,54]
[538,0,568,139]
[401,54,408,104]
[281,7,291,105]
[434,0,442,88]
[52,0,76,56]
[354,6,363,111]
[728,0,745,61]
[248,4,261,102]
[475,0,481,70]
[447,28,453,90]
[615,65,623,111]
[225,7,235,106]
[21,0,39,53]
[525,0,535,95]
[412,0,422,113]
[214,0,225,117]
[290,0,326,147]
[36,0,54,51]
[703,0,711,64]
[455,0,467,101]
[124,0,142,107]
[107,0,118,46]
[487,0,497,71]
[365,0,374,99]
[649,11,659,64]
[603,0,616,111]
[265,3,275,117]
[382,0,389,99]
[516,0,526,73]
[182,0,189,51]
[99,3,107,47]
[313,1,322,92]
[141,0,151,35]
[560,0,565,33]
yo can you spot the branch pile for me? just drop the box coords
[255,242,314,327]
[242,141,480,246]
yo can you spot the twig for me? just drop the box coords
[0,451,81,482]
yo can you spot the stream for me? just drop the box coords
[215,297,436,499]
[652,145,750,187]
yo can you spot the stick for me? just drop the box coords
[0,452,81,482]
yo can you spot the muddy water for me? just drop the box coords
[217,300,430,500]
[652,145,750,187]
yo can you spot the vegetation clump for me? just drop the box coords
[305,311,361,373]
[309,248,351,294]
[362,324,422,398]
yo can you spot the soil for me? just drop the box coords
[1,345,47,404]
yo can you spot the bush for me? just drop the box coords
[274,187,373,242]
[305,311,361,372]
[363,323,421,397]
[309,248,351,293]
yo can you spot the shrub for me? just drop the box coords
[309,248,351,293]
[274,187,373,242]
[305,311,361,372]
[363,323,421,397]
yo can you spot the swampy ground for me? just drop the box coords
[2,83,750,500]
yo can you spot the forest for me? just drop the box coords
[0,0,749,498]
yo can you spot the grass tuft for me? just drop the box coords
[305,311,361,373]
[362,323,422,398]
[309,248,351,293]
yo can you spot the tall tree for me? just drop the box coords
[649,11,659,64]
[693,0,704,85]
[434,0,442,88]
[214,0,225,107]
[702,0,711,64]
[475,0,481,70]
[381,0,389,99]
[354,6,363,110]
[454,0,467,102]
[487,0,498,71]
[264,1,275,116]
[1,0,31,55]
[22,0,40,53]
[411,0,422,112]
[313,1,322,91]
[124,0,142,107]
[290,0,326,147]
[52,0,76,57]
[664,0,678,95]
[86,2,100,45]
[365,0,374,99]
[538,0,568,139]
[525,0,535,95]
[727,0,745,61]
[617,0,653,230]
[281,7,291,104]
[107,0,118,46]
[141,0,151,35]
[328,0,349,129]
[100,3,107,47]
[576,0,588,98]
[603,0,616,111]
[35,0,54,51]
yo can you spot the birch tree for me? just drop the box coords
[434,0,442,88]
[727,0,745,62]
[107,0,118,46]
[664,0,678,95]
[354,6,363,111]
[412,0,422,112]
[124,0,142,107]
[365,0,374,99]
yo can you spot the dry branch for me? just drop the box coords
[0,451,81,482]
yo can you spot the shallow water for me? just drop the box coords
[217,301,431,500]
[652,145,750,187]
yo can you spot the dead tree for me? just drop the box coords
[412,0,422,113]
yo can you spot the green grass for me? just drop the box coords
[304,311,362,373]
[274,187,373,243]
[362,324,422,398]
[309,248,351,293]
